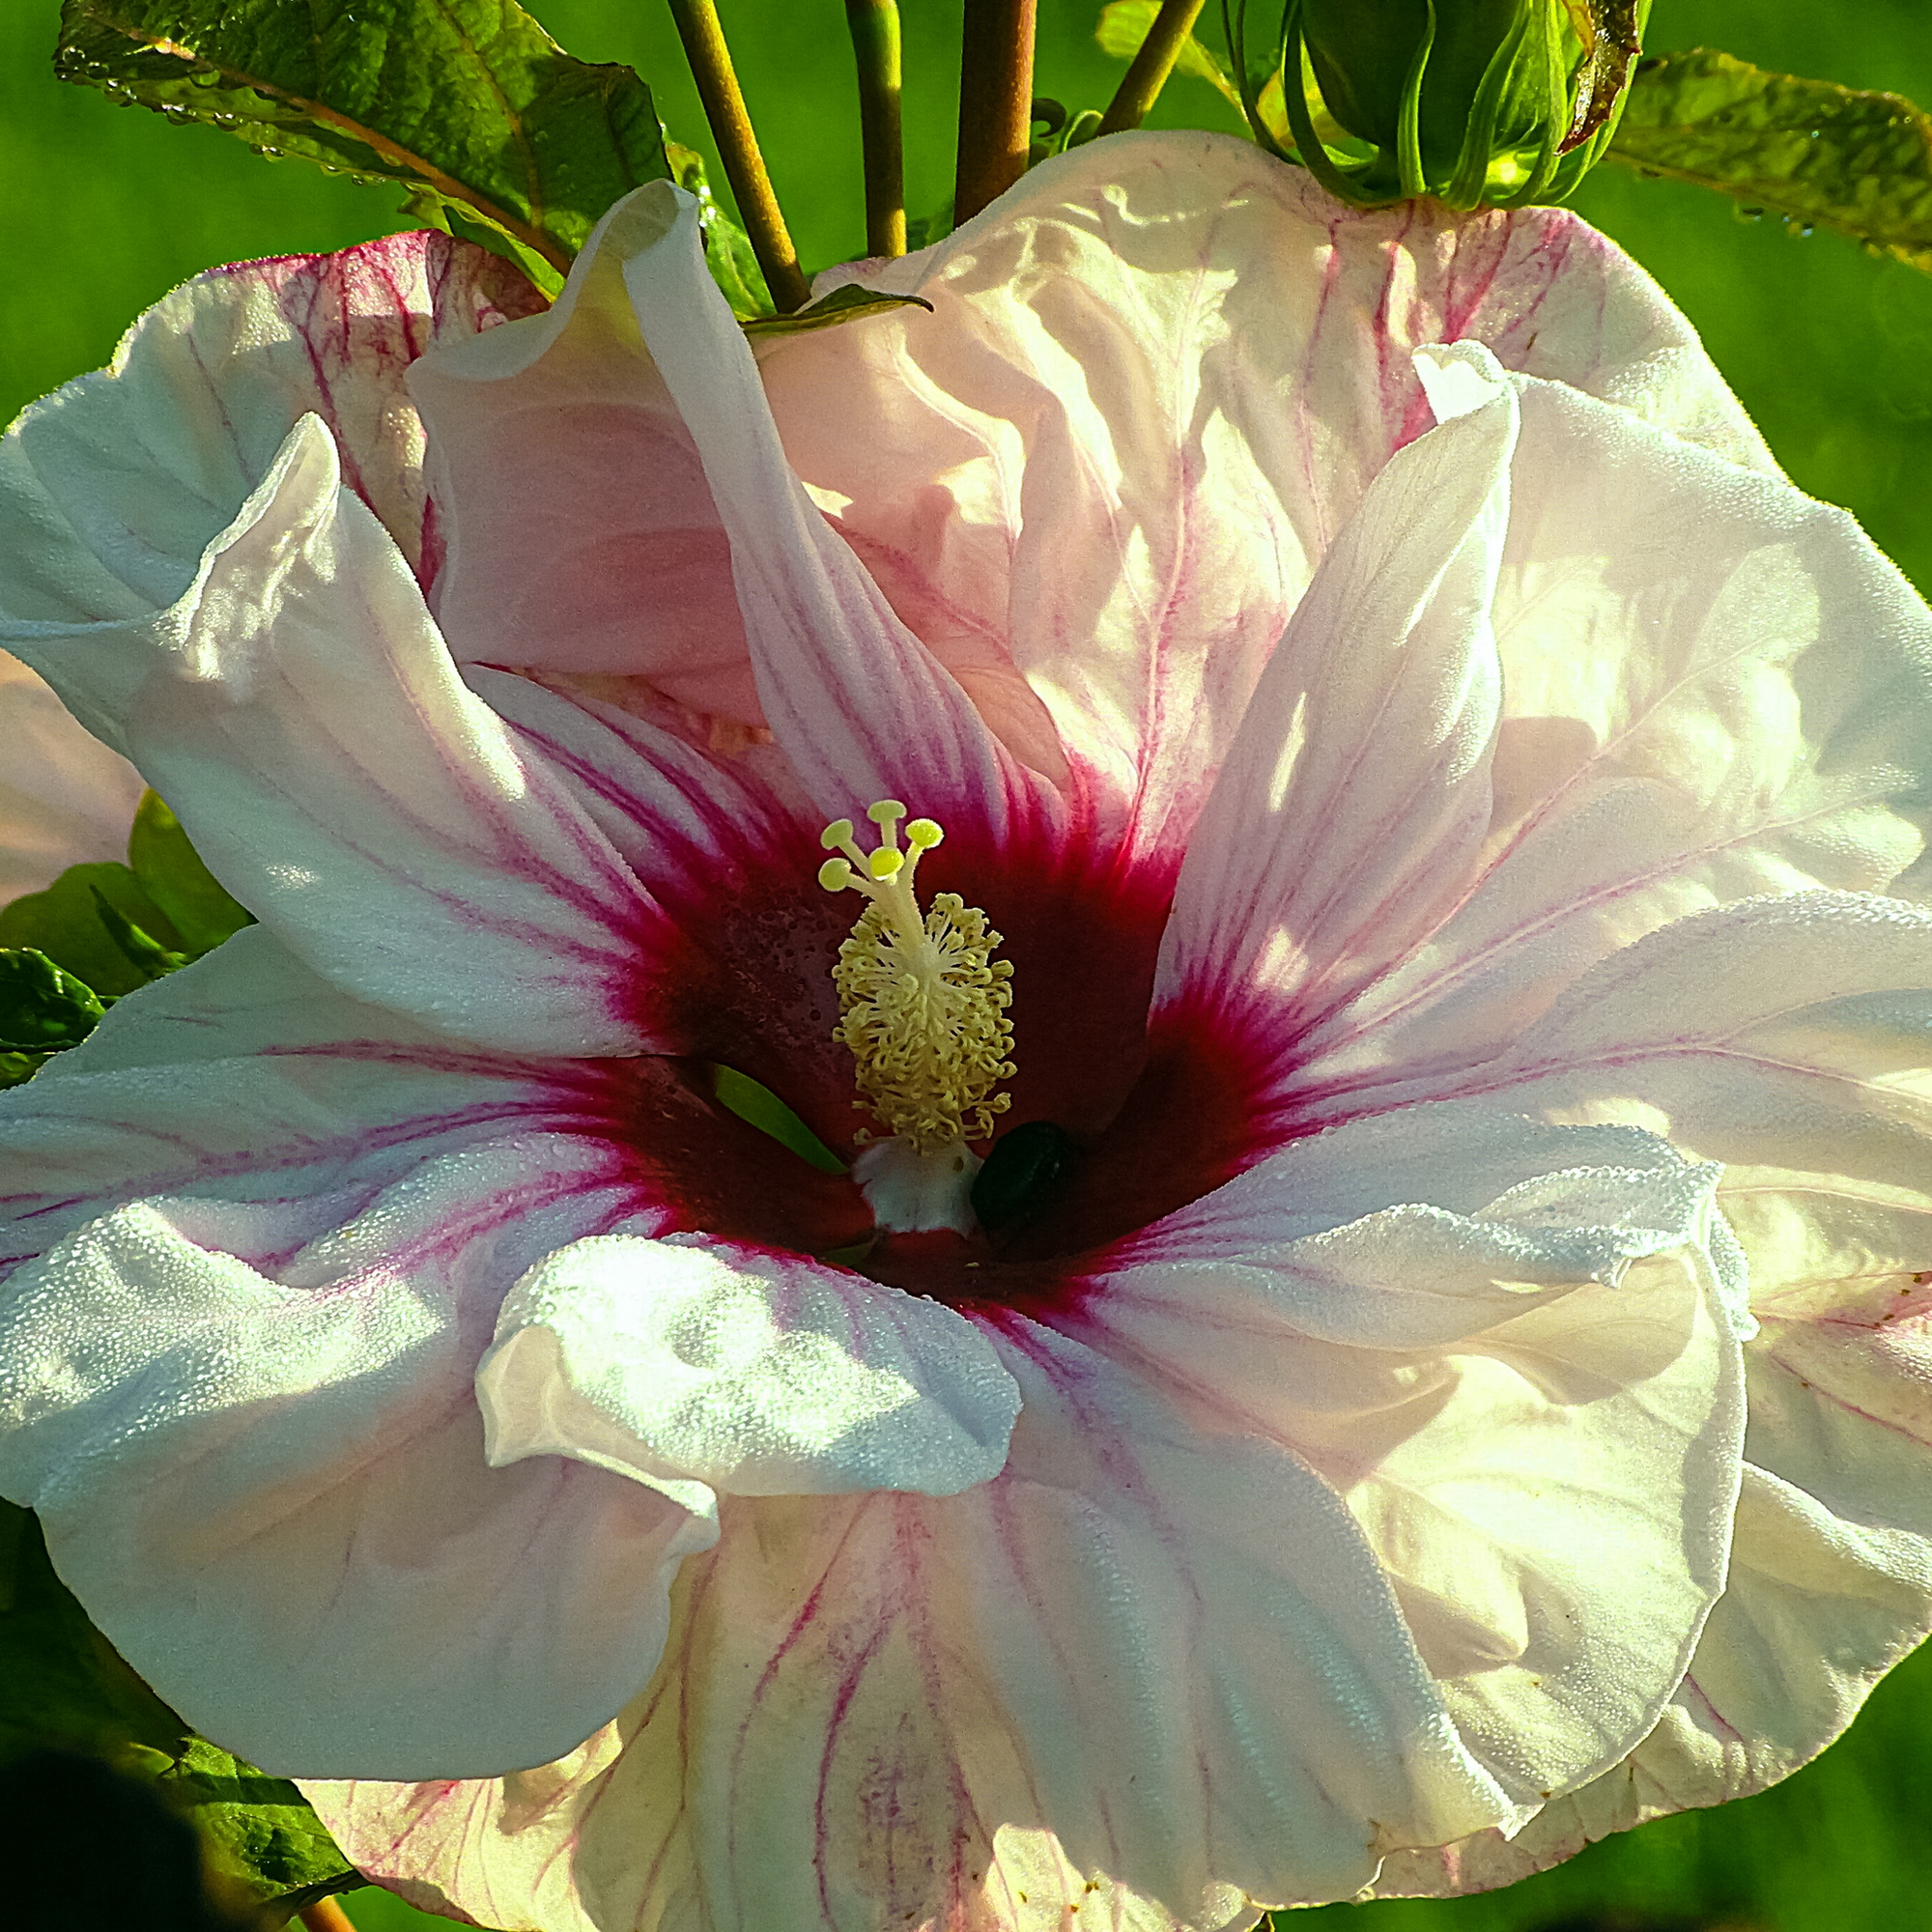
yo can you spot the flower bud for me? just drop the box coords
[1276,0,1647,210]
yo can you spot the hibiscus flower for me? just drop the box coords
[2,131,1930,1932]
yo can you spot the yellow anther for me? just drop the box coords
[820,818,855,851]
[812,805,1014,1154]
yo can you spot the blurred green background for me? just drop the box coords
[7,2,1932,1929]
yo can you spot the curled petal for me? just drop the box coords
[0,1134,715,1779]
[478,1234,1021,1504]
[8,416,670,1056]
[409,194,759,711]
[613,186,1061,848]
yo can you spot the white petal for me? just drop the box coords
[8,415,664,1055]
[478,1235,1019,1502]
[0,230,539,628]
[1094,1102,1745,1808]
[312,1333,1516,1931]
[0,1135,715,1778]
[0,925,551,1275]
[1351,889,1932,1888]
[1284,378,1932,1111]
[615,185,1061,841]
[1155,366,1512,1035]
[766,134,1772,856]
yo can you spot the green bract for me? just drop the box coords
[1233,0,1649,210]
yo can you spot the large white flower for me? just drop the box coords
[1,132,1929,1932]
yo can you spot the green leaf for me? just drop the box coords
[55,0,674,287]
[0,863,182,997]
[0,950,106,1054]
[1095,0,1243,110]
[0,1504,184,1767]
[127,790,254,957]
[667,140,775,320]
[708,1064,848,1173]
[161,1739,358,1914]
[740,282,934,340]
[1611,48,1932,270]
[0,1505,358,1914]
[0,1054,46,1092]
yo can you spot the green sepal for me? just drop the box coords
[0,863,183,997]
[1610,48,1932,272]
[0,951,107,1054]
[55,0,673,286]
[126,791,253,958]
[666,141,776,319]
[741,283,934,341]
[708,1064,848,1174]
[0,1503,359,1916]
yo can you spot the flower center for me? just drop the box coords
[817,801,1015,1157]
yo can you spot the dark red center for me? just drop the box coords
[545,809,1280,1319]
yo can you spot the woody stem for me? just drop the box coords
[664,0,811,311]
[953,0,1037,224]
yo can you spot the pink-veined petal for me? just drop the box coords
[1362,894,1932,1891]
[478,1234,1019,1502]
[0,648,144,901]
[1278,376,1932,1120]
[309,1328,1518,1932]
[469,667,863,1139]
[0,229,539,629]
[8,415,670,1056]
[0,1130,715,1779]
[761,132,1771,862]
[0,924,557,1274]
[1085,1099,1744,1810]
[407,196,758,719]
[620,188,1060,843]
[1154,347,1512,1051]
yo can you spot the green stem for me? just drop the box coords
[664,0,810,311]
[845,0,906,255]
[953,0,1037,224]
[1097,0,1208,134]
